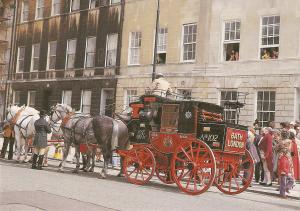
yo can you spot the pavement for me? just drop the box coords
[1,137,299,200]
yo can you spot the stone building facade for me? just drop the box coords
[116,0,300,127]
[0,0,14,122]
[8,0,123,116]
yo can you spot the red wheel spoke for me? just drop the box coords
[233,175,240,190]
[180,146,192,161]
[141,170,145,181]
[228,173,232,192]
[179,169,191,180]
[237,174,248,182]
[189,144,194,161]
[175,166,185,171]
[128,167,137,177]
[185,172,193,189]
[194,173,198,191]
[195,145,201,163]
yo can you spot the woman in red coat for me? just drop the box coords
[290,132,300,180]
[258,127,273,186]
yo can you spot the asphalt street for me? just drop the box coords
[0,159,300,211]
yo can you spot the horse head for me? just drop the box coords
[6,105,22,122]
[50,103,73,123]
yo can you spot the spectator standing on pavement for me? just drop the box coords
[289,132,300,180]
[31,110,51,170]
[272,129,281,179]
[277,130,295,198]
[254,128,264,183]
[0,121,15,160]
[258,127,273,186]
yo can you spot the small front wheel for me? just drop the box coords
[123,147,156,185]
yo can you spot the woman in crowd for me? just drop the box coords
[254,128,264,183]
[272,129,281,179]
[290,132,300,180]
[277,130,294,198]
[258,127,273,186]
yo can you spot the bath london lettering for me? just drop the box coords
[228,132,244,148]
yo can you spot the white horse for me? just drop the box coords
[6,105,52,162]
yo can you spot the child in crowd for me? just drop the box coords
[278,149,294,198]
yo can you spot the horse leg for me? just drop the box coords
[99,148,109,179]
[117,157,124,177]
[24,139,29,162]
[72,145,80,173]
[15,137,21,162]
[59,142,70,172]
[89,150,95,172]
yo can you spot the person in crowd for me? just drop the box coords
[278,148,294,198]
[247,127,260,163]
[280,122,290,131]
[150,73,173,97]
[31,110,52,170]
[0,121,15,160]
[234,51,239,61]
[229,50,236,61]
[254,128,264,183]
[272,129,281,179]
[289,132,300,180]
[258,127,273,186]
[271,49,279,59]
[268,121,276,129]
[253,119,260,134]
[262,49,270,59]
[277,130,295,198]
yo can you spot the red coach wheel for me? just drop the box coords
[214,150,254,195]
[154,152,174,184]
[171,140,216,195]
[155,168,174,184]
[123,147,156,185]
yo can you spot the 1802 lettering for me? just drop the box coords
[199,134,219,142]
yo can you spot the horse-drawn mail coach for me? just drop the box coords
[117,93,254,195]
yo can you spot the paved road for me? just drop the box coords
[0,160,299,211]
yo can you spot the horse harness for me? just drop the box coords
[15,114,35,140]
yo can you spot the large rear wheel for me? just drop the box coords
[123,147,156,185]
[214,150,254,195]
[171,140,216,195]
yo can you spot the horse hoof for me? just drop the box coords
[98,174,106,179]
[117,173,124,177]
[72,170,79,174]
[89,169,94,173]
[83,169,88,172]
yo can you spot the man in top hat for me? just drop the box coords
[31,110,51,170]
[150,73,173,97]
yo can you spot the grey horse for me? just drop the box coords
[50,104,129,178]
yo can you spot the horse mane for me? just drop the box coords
[24,106,39,115]
[57,104,73,113]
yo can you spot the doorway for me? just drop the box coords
[100,89,115,117]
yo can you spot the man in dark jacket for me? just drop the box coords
[32,110,51,170]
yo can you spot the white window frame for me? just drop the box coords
[70,0,80,12]
[27,91,36,107]
[80,90,92,114]
[66,39,77,69]
[220,90,238,124]
[223,20,241,61]
[128,31,142,65]
[13,91,21,105]
[124,89,138,109]
[35,0,45,20]
[100,89,115,115]
[256,90,276,127]
[106,33,118,67]
[259,15,280,59]
[156,27,168,64]
[47,41,57,70]
[31,44,40,72]
[51,0,61,16]
[89,0,97,9]
[85,37,96,68]
[62,90,72,107]
[21,0,29,22]
[17,46,25,73]
[182,23,197,62]
[110,0,121,5]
